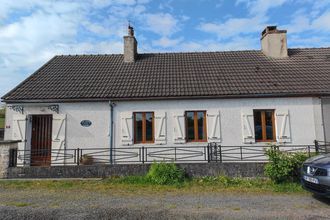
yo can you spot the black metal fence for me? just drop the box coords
[315,140,329,153]
[9,141,328,167]
[8,148,17,167]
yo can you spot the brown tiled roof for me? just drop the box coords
[2,48,330,102]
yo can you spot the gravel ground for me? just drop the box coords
[0,187,329,219]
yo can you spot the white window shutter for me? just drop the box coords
[241,110,255,144]
[12,114,27,166]
[121,112,133,145]
[207,110,221,143]
[155,111,167,145]
[52,114,66,157]
[275,110,291,143]
[173,111,186,144]
[12,114,27,142]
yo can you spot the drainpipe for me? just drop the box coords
[109,101,116,164]
[320,97,328,153]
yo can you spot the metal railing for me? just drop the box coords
[0,128,4,141]
[9,141,328,167]
[315,140,329,154]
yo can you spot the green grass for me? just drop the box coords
[0,117,4,129]
[0,176,306,195]
[5,202,31,207]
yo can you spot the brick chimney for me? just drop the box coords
[261,26,288,58]
[124,25,138,62]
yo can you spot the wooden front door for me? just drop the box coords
[30,115,52,166]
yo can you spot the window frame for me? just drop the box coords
[133,112,154,144]
[185,111,207,142]
[253,109,276,142]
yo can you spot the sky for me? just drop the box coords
[1,0,330,97]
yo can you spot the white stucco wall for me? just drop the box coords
[113,97,321,147]
[5,102,110,147]
[3,96,324,164]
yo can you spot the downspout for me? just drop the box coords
[320,97,328,153]
[109,101,116,164]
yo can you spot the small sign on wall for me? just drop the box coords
[80,120,92,127]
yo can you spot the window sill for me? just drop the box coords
[256,140,277,143]
[245,141,277,145]
[133,143,155,146]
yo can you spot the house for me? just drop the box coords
[2,26,330,166]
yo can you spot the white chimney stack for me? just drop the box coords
[124,25,138,62]
[261,26,288,58]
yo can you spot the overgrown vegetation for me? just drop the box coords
[264,146,309,183]
[146,162,185,185]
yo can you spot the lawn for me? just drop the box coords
[0,176,306,195]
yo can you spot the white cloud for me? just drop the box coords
[283,14,310,34]
[152,37,184,48]
[236,0,288,16]
[0,10,80,70]
[108,4,146,17]
[289,35,330,48]
[143,13,180,36]
[177,36,258,52]
[216,0,225,8]
[307,0,330,17]
[283,9,330,34]
[312,11,330,32]
[91,0,137,8]
[51,41,123,55]
[198,16,265,39]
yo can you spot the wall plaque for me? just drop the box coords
[80,120,92,127]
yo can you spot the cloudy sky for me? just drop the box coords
[1,0,330,97]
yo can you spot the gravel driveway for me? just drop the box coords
[0,186,329,219]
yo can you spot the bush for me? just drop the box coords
[146,162,185,185]
[264,146,309,183]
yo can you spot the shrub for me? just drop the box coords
[264,146,309,183]
[146,162,185,185]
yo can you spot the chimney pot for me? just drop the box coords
[128,25,134,37]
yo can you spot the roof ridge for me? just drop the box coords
[288,46,330,50]
[50,46,330,57]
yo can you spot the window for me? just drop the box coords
[185,111,207,142]
[253,110,275,142]
[134,112,154,144]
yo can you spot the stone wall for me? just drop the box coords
[7,162,266,179]
[0,141,19,178]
